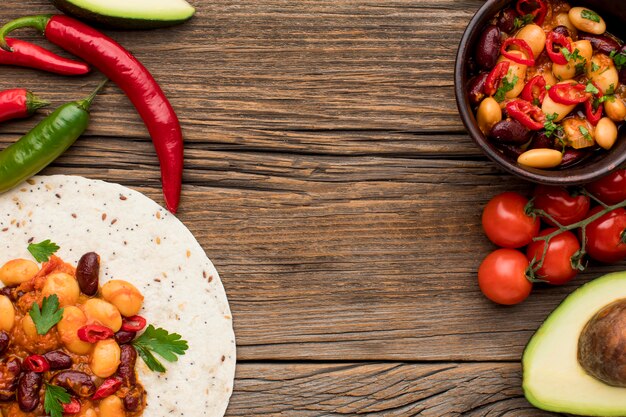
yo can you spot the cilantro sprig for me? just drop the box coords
[544,113,564,139]
[29,295,64,335]
[581,9,600,23]
[579,126,593,143]
[44,384,71,417]
[561,48,583,63]
[494,73,518,103]
[132,325,189,372]
[27,240,59,263]
[610,50,626,71]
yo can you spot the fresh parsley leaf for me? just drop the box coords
[610,50,626,71]
[27,240,59,263]
[44,384,71,417]
[494,74,518,103]
[132,325,189,373]
[561,48,583,63]
[585,82,599,95]
[514,13,535,30]
[29,295,64,335]
[591,61,601,72]
[544,113,564,139]
[581,9,600,23]
[579,126,593,142]
[599,94,616,104]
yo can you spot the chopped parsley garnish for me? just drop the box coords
[610,50,626,71]
[132,325,189,373]
[579,126,593,143]
[561,48,583,63]
[44,384,71,417]
[29,295,64,335]
[599,94,616,104]
[591,61,601,72]
[581,9,601,23]
[585,82,599,95]
[514,14,535,30]
[606,84,616,95]
[27,239,59,263]
[494,73,518,103]
[575,62,586,76]
[544,113,564,139]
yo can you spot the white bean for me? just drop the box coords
[476,97,502,135]
[568,7,606,35]
[595,117,618,150]
[517,149,563,169]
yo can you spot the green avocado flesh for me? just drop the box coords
[523,272,626,416]
[51,0,195,29]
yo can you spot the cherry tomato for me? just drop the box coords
[586,169,626,205]
[532,185,590,226]
[482,192,540,248]
[526,228,580,285]
[478,249,532,305]
[584,206,626,263]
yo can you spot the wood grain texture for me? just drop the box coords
[229,362,560,416]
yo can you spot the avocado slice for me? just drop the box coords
[51,0,196,29]
[523,271,626,416]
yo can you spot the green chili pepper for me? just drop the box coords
[0,79,107,193]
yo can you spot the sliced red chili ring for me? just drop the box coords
[501,38,535,66]
[484,61,510,96]
[546,31,572,65]
[516,0,548,26]
[585,82,604,126]
[548,83,589,105]
[92,377,123,400]
[520,75,547,106]
[77,325,114,343]
[121,315,147,332]
[62,398,81,414]
[506,99,546,130]
[23,355,50,373]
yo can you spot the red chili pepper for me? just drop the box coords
[520,75,547,106]
[501,38,535,66]
[92,377,123,400]
[77,325,114,343]
[0,89,49,124]
[585,82,604,126]
[0,15,183,213]
[23,355,50,373]
[548,83,589,105]
[484,62,510,96]
[506,99,546,130]
[121,315,147,332]
[62,398,81,414]
[516,0,548,26]
[546,32,572,65]
[1,38,89,76]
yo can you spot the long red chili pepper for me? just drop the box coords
[516,0,548,26]
[1,38,89,75]
[506,99,546,130]
[0,88,49,124]
[585,82,604,126]
[546,32,572,65]
[548,83,589,105]
[484,62,510,96]
[501,38,535,66]
[520,75,547,106]
[0,15,183,213]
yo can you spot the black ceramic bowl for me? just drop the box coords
[455,0,626,185]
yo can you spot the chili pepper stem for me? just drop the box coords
[78,79,109,111]
[0,15,52,51]
[25,91,50,113]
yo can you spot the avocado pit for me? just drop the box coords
[578,299,626,387]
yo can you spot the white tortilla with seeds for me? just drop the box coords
[0,175,236,417]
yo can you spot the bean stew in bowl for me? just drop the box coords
[456,0,626,184]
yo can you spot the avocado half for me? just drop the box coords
[51,0,196,29]
[523,272,626,416]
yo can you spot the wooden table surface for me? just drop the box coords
[1,1,610,415]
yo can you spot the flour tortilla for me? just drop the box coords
[0,175,236,417]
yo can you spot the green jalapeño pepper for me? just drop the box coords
[0,79,107,193]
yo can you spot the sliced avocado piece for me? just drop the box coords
[51,0,195,29]
[523,271,626,416]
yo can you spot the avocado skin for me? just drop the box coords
[51,0,193,30]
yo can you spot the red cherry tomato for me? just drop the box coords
[526,228,581,285]
[584,206,626,263]
[478,249,532,305]
[587,169,626,205]
[532,185,590,226]
[482,192,540,248]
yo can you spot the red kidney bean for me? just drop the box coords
[0,331,9,356]
[114,330,137,345]
[43,351,73,370]
[76,252,100,296]
[552,25,571,39]
[0,357,22,401]
[476,25,502,71]
[117,345,137,386]
[529,132,558,150]
[560,149,590,167]
[51,371,96,397]
[124,386,144,412]
[578,32,620,55]
[467,72,489,107]
[0,285,24,302]
[495,143,524,160]
[496,7,519,34]
[17,371,42,412]
[489,119,532,145]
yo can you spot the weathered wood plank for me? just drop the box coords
[228,362,560,416]
[0,0,482,155]
[1,134,616,361]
